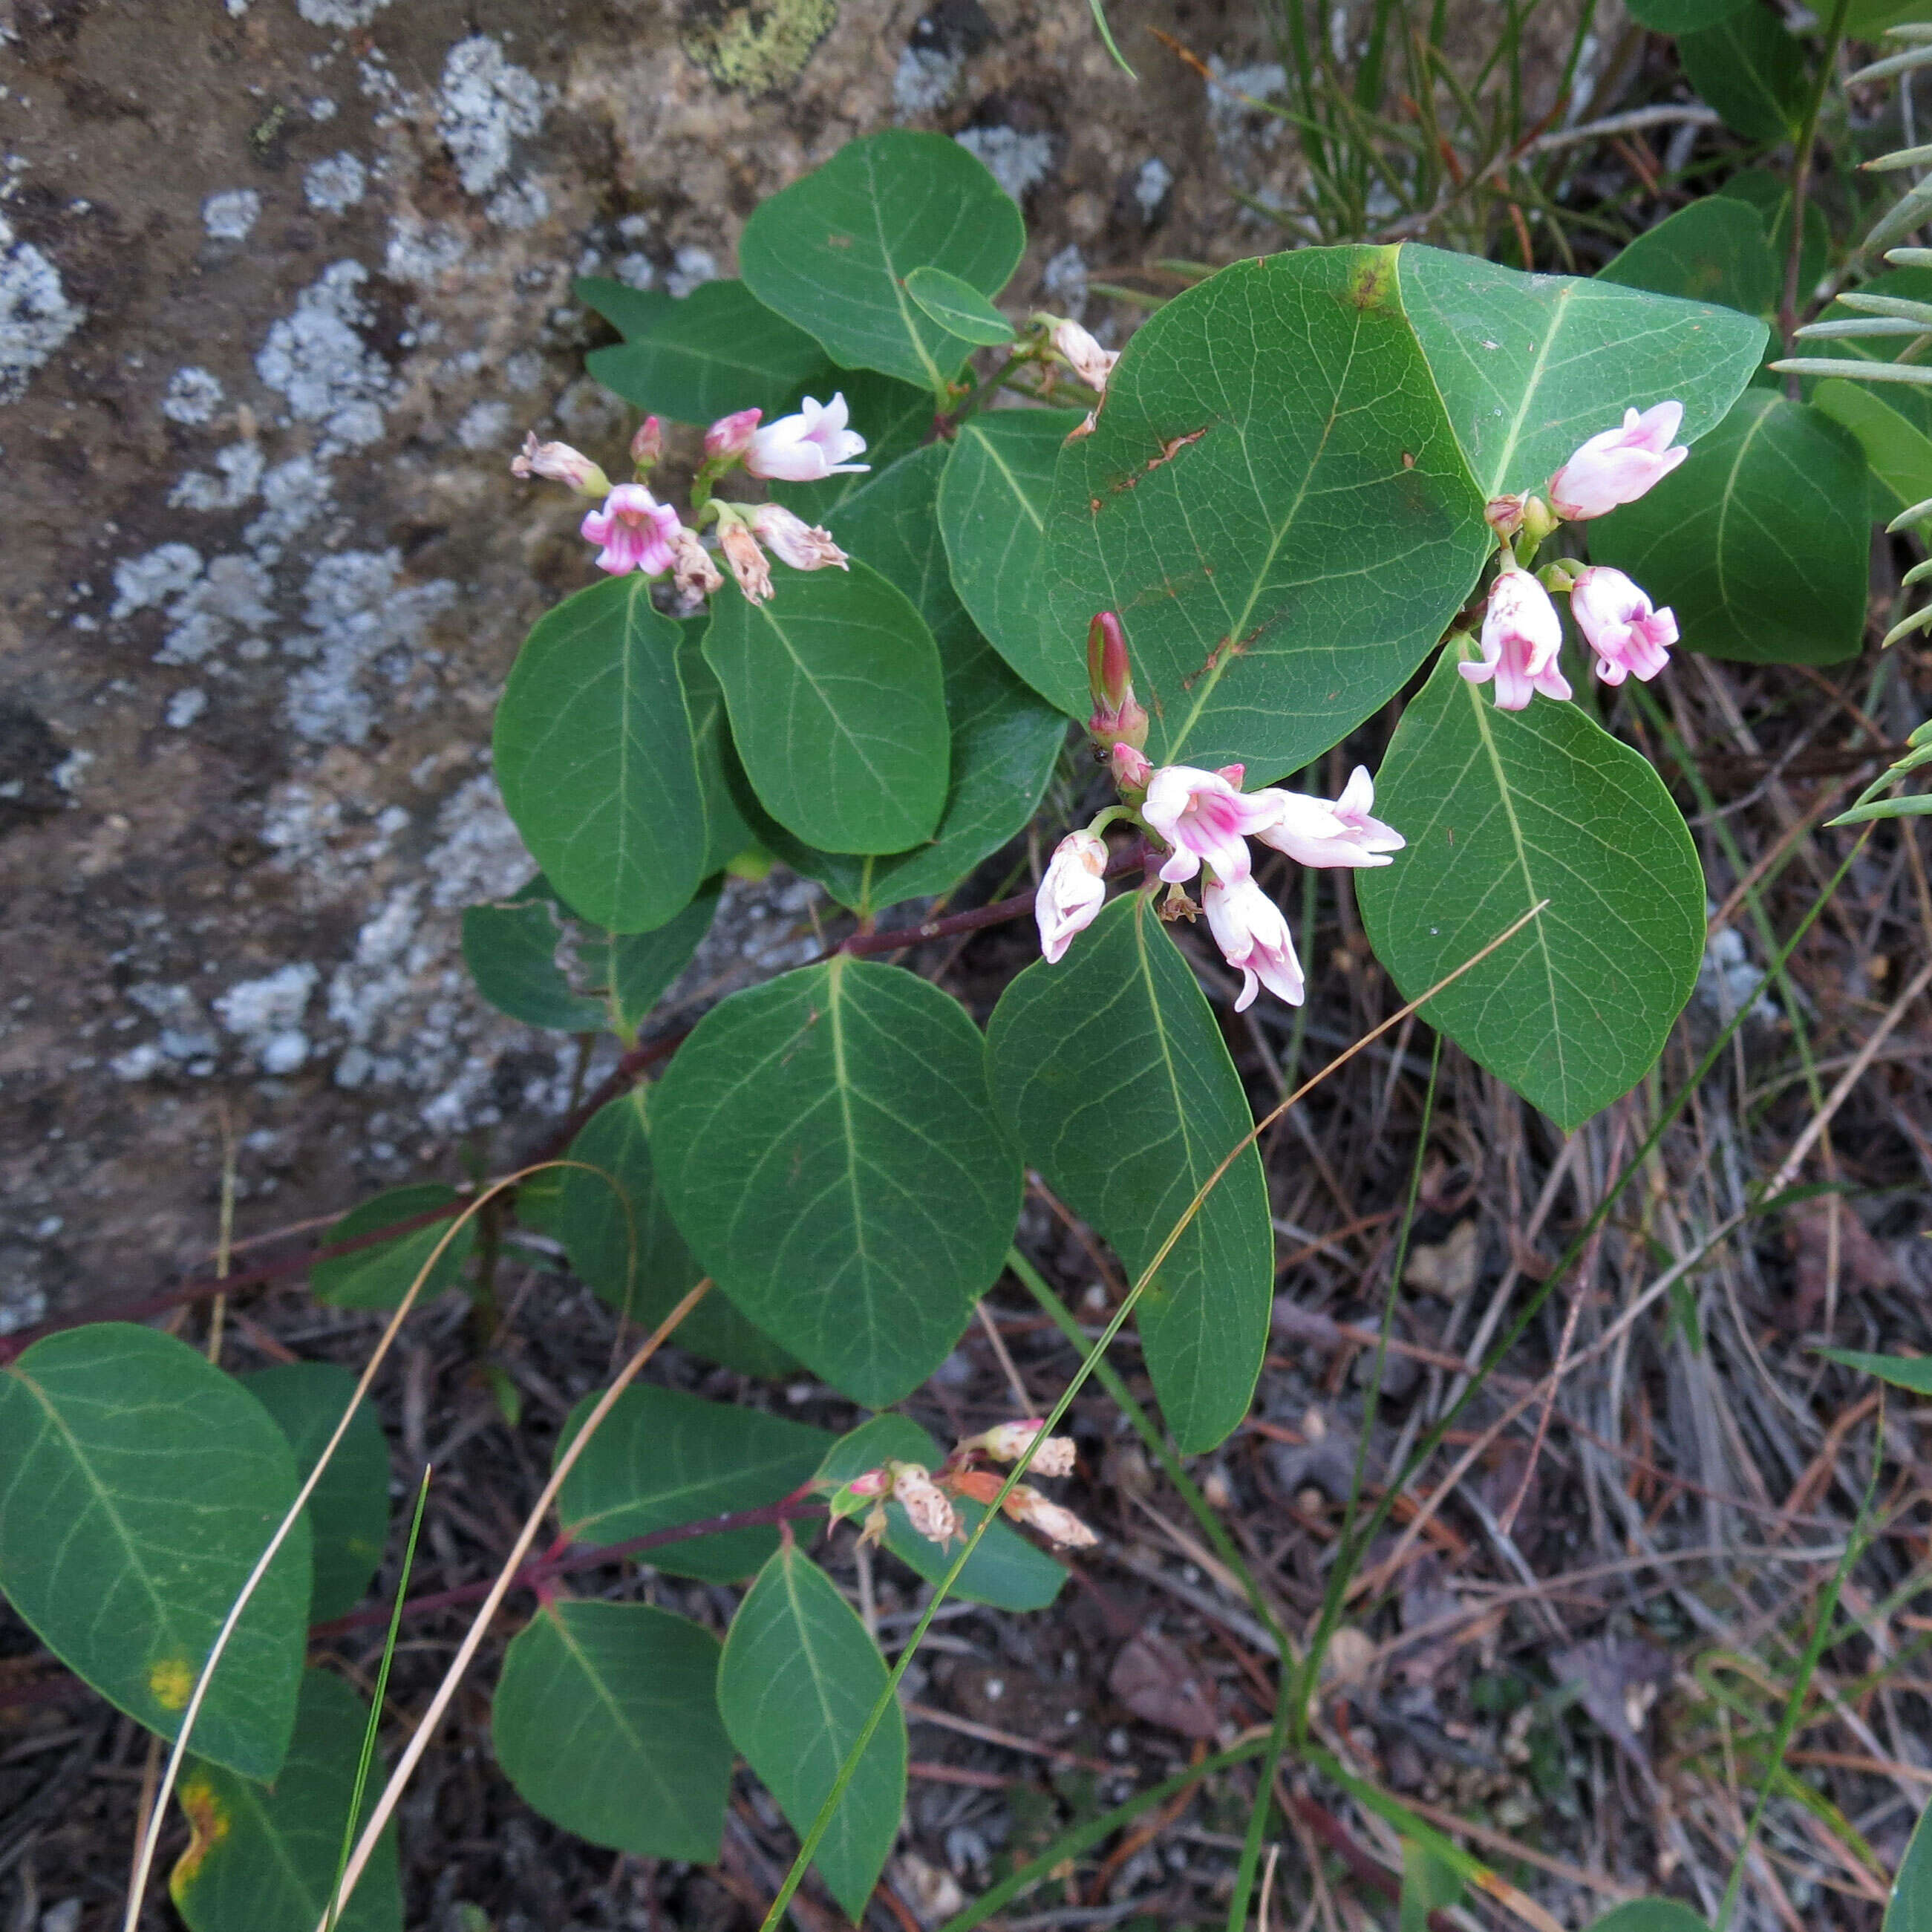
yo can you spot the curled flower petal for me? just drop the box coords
[976,1420,1078,1476]
[515,434,610,497]
[1204,875,1305,1011]
[892,1463,959,1546]
[1002,1484,1098,1548]
[718,519,772,604]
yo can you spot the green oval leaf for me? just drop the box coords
[822,443,1065,910]
[492,1599,733,1862]
[171,1669,401,1932]
[558,1089,797,1377]
[741,129,1025,392]
[651,956,1022,1408]
[822,1414,1065,1611]
[702,558,950,855]
[1887,1795,1932,1932]
[1818,1348,1932,1395]
[584,278,837,422]
[495,575,709,934]
[608,878,719,1034]
[1621,0,1749,32]
[461,880,610,1033]
[1679,7,1806,140]
[719,1544,908,1917]
[1583,1905,1710,1932]
[574,275,674,342]
[939,408,1088,710]
[986,893,1273,1455]
[1357,647,1706,1130]
[1589,391,1869,666]
[1045,245,1491,776]
[311,1184,474,1311]
[905,266,1016,346]
[1813,377,1932,523]
[555,1383,832,1580]
[0,1325,310,1780]
[1400,243,1767,501]
[243,1362,391,1622]
[1599,198,1777,319]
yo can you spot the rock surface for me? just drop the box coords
[0,0,1592,1326]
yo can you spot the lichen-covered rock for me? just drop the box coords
[0,0,1581,1326]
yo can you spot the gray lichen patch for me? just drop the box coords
[0,215,85,403]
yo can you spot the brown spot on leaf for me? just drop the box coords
[171,1775,230,1889]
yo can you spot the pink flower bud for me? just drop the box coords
[1002,1483,1098,1549]
[745,393,869,483]
[670,525,723,600]
[1461,567,1571,711]
[1569,565,1678,687]
[1485,494,1526,539]
[512,433,610,497]
[1086,610,1149,752]
[631,416,665,468]
[704,407,762,462]
[892,1463,959,1546]
[1110,743,1152,792]
[1036,829,1108,965]
[1050,318,1118,393]
[719,518,773,605]
[1204,875,1305,1011]
[1547,402,1688,520]
[746,503,849,572]
[846,1467,891,1498]
[1251,766,1403,870]
[1140,766,1279,887]
[579,483,679,577]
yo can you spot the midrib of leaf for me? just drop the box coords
[1458,665,1569,1105]
[755,606,894,797]
[782,1550,852,1798]
[567,1440,816,1539]
[1485,281,1576,497]
[7,1368,172,1631]
[1131,898,1212,1273]
[869,154,947,396]
[221,1775,319,1913]
[544,1605,655,1767]
[1166,322,1357,759]
[824,958,876,1325]
[965,425,1047,530]
[1712,394,1773,622]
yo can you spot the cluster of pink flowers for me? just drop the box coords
[832,1419,1095,1553]
[1466,402,1686,711]
[510,391,869,607]
[1040,762,1401,1010]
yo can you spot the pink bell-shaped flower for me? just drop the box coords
[1547,402,1688,520]
[1203,875,1305,1011]
[1461,567,1571,711]
[1140,765,1279,886]
[1569,565,1679,686]
[1253,766,1404,869]
[579,484,679,577]
[745,394,869,483]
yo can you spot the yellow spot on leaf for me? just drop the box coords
[149,1654,195,1711]
[170,1775,231,1893]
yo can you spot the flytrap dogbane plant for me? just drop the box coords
[2,128,1808,1932]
